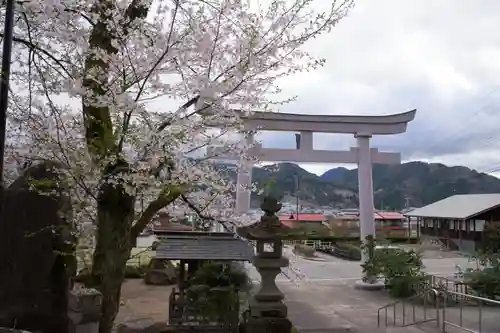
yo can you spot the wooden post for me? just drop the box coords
[179,260,186,294]
[417,217,420,240]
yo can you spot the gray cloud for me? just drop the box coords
[257,0,500,174]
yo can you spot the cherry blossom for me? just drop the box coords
[1,0,353,331]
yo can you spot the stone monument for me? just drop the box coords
[0,161,76,333]
[237,196,293,333]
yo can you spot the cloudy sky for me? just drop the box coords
[254,0,500,176]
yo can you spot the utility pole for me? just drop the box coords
[404,196,411,239]
[404,197,410,209]
[294,174,300,220]
[0,0,15,186]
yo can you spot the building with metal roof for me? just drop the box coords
[404,193,500,254]
[405,193,500,220]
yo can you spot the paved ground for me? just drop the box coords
[282,279,500,333]
[246,247,478,284]
[282,280,430,332]
[115,248,490,332]
[247,247,487,332]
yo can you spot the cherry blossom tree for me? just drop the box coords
[1,0,353,331]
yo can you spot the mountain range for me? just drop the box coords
[231,161,500,210]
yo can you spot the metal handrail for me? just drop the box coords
[440,289,500,333]
[378,288,500,333]
[377,288,441,329]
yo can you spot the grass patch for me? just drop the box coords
[76,246,155,271]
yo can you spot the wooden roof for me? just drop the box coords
[154,231,254,261]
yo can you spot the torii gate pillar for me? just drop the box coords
[235,133,253,214]
[356,134,376,265]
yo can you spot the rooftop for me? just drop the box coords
[279,213,326,222]
[374,211,405,220]
[405,193,500,220]
[153,222,192,232]
[155,231,254,261]
[331,211,405,221]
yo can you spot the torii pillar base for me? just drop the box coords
[354,279,385,291]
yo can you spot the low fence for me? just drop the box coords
[379,288,500,333]
[428,275,469,295]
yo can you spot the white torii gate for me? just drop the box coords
[207,109,416,283]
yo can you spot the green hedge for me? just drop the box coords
[387,236,419,244]
[332,242,361,261]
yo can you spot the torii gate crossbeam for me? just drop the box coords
[206,109,417,286]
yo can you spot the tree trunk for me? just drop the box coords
[89,180,135,333]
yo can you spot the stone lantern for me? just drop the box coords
[236,196,294,333]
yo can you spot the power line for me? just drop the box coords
[417,87,500,155]
[407,84,500,160]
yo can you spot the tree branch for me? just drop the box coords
[117,0,181,153]
[130,186,184,240]
[156,95,200,132]
[0,34,73,78]
[180,194,236,232]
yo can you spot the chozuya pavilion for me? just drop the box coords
[205,105,416,285]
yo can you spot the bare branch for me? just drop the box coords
[0,34,73,78]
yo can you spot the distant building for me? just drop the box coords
[279,213,331,236]
[405,193,500,253]
[329,211,406,228]
[338,208,359,216]
[328,211,407,237]
[279,213,326,229]
[152,211,193,232]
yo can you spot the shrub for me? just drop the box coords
[293,244,316,257]
[456,223,500,299]
[463,267,500,299]
[187,262,250,291]
[362,238,426,298]
[185,262,251,324]
[75,263,149,283]
[334,242,361,260]
[124,263,149,279]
